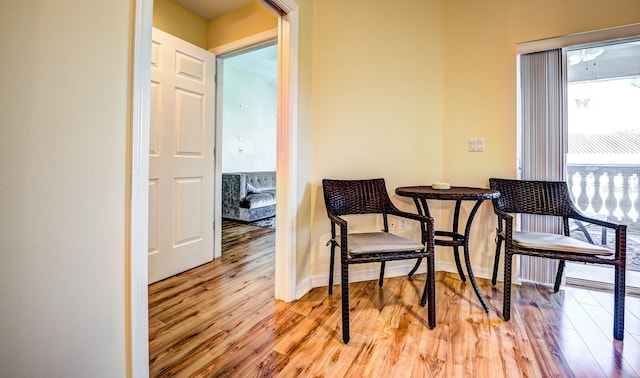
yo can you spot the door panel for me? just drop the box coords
[148,27,215,284]
[175,88,204,156]
[173,177,204,246]
[149,81,160,155]
[148,178,159,255]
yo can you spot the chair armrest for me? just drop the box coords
[570,211,625,231]
[570,211,627,259]
[326,210,348,244]
[327,211,347,228]
[493,208,513,226]
[493,207,512,219]
[390,209,435,247]
[493,208,513,241]
[390,209,433,224]
[387,201,433,226]
[613,224,627,260]
[325,212,351,256]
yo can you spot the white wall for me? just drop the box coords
[221,46,277,173]
[0,1,130,376]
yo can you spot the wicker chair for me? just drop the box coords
[489,178,627,340]
[322,178,436,343]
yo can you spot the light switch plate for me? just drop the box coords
[468,138,484,152]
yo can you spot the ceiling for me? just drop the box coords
[568,40,640,82]
[172,0,256,20]
[170,0,277,83]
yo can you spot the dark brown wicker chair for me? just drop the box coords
[489,178,627,340]
[322,178,436,343]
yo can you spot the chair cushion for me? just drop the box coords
[341,232,424,255]
[512,231,613,256]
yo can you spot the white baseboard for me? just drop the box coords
[301,261,520,295]
[295,275,313,300]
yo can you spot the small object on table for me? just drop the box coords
[432,182,451,190]
[395,185,500,312]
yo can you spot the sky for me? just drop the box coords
[568,77,640,134]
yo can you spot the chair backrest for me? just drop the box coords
[322,178,395,216]
[489,178,575,217]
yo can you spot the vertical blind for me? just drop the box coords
[518,48,568,284]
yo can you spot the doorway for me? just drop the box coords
[219,43,277,174]
[218,43,278,245]
[129,0,300,375]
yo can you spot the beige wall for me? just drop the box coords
[294,0,314,288]
[442,0,640,184]
[0,0,130,376]
[307,0,640,279]
[439,0,640,270]
[152,1,277,51]
[309,0,444,278]
[153,0,209,49]
[208,1,278,49]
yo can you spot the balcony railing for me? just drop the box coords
[567,164,639,232]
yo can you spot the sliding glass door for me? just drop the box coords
[564,39,640,290]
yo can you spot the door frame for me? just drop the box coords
[128,0,299,375]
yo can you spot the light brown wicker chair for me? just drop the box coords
[489,178,627,340]
[322,178,436,343]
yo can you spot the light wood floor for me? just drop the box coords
[149,220,640,377]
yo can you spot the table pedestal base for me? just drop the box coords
[408,197,490,312]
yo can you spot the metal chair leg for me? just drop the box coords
[408,258,422,277]
[420,254,436,329]
[502,253,513,321]
[378,261,386,287]
[492,237,503,286]
[553,260,565,293]
[328,242,336,295]
[341,261,350,343]
[613,264,625,340]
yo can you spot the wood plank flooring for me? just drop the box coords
[149,220,640,377]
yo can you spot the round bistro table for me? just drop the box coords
[395,185,500,312]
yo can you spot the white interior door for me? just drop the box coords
[148,27,215,284]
